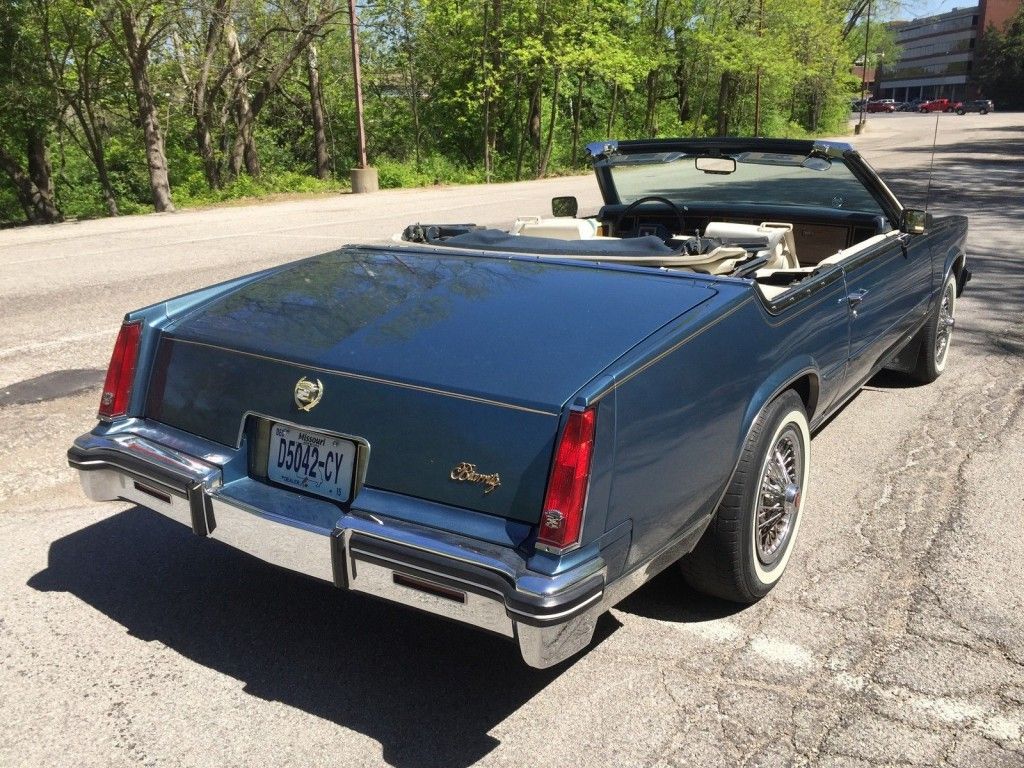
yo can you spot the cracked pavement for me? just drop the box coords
[1,114,1022,767]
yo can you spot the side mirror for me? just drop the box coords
[902,208,927,234]
[551,196,578,218]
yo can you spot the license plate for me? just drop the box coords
[267,423,356,503]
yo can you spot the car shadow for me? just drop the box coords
[612,565,746,623]
[27,507,620,768]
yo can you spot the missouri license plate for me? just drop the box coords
[266,423,356,503]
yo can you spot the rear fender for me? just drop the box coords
[944,247,968,297]
[738,359,821,450]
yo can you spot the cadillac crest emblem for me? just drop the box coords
[294,376,324,411]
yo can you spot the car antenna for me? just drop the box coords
[923,113,940,214]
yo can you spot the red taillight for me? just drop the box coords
[98,321,142,419]
[538,407,596,551]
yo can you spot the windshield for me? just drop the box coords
[607,151,885,215]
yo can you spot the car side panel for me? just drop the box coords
[600,278,850,573]
[842,236,931,386]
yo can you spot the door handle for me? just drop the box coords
[840,289,869,317]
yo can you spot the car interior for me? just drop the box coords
[400,198,898,301]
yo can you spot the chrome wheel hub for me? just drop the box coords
[757,428,803,565]
[935,283,955,364]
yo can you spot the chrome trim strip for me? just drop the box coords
[72,433,222,491]
[505,589,603,622]
[166,336,558,417]
[341,515,522,585]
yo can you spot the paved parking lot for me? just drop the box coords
[1,113,1022,767]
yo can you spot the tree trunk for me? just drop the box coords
[513,73,526,181]
[538,68,559,177]
[74,87,119,215]
[644,69,659,135]
[306,43,330,179]
[570,74,583,166]
[402,0,422,171]
[607,80,618,136]
[27,130,60,216]
[74,111,119,216]
[195,118,220,189]
[0,142,62,224]
[120,10,174,212]
[674,39,691,124]
[191,0,230,189]
[715,71,737,136]
[481,0,491,180]
[527,77,542,152]
[226,7,340,178]
[225,16,259,178]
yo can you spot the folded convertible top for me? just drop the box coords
[442,228,676,256]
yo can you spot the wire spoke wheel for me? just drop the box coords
[680,391,810,603]
[756,427,803,566]
[935,280,956,367]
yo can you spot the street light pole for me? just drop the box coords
[347,0,378,191]
[857,0,871,134]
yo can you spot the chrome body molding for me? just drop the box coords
[68,430,608,669]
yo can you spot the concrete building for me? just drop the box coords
[877,0,1021,102]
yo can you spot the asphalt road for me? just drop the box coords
[1,113,1022,768]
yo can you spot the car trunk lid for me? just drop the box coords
[145,246,716,522]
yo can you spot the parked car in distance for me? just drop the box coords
[69,138,971,669]
[957,99,994,114]
[866,99,898,113]
[919,98,953,112]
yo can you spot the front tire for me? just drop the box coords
[681,391,810,603]
[912,272,957,383]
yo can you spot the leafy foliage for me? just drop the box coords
[1,0,877,225]
[976,4,1024,109]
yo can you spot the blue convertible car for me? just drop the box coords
[69,138,969,667]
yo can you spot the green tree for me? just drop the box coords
[977,4,1024,109]
[0,0,63,223]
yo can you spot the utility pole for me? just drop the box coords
[856,0,871,134]
[754,0,764,136]
[348,0,378,191]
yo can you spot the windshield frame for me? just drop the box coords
[589,138,903,227]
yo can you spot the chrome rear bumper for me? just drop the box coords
[69,431,606,668]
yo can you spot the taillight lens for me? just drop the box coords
[538,407,596,551]
[98,321,142,419]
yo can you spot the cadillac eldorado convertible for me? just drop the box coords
[69,138,969,668]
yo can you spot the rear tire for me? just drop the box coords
[680,391,810,603]
[957,109,966,115]
[912,273,957,383]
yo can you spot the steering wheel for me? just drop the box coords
[612,195,687,239]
